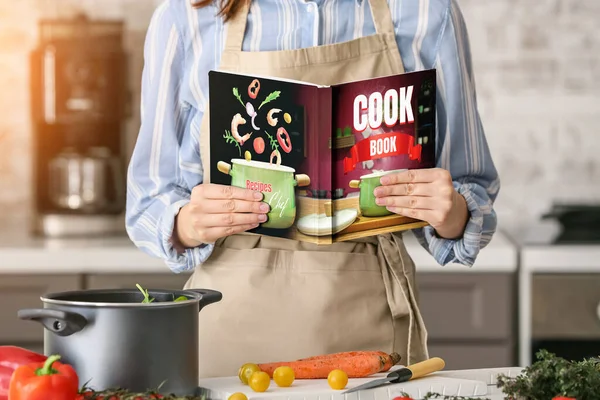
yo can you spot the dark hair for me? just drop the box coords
[192,0,249,22]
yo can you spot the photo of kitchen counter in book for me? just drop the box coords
[208,68,436,244]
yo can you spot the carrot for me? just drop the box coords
[298,351,401,372]
[258,353,391,379]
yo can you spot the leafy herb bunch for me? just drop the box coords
[497,349,600,400]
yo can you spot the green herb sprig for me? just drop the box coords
[136,284,154,303]
[422,393,490,400]
[79,381,205,400]
[497,349,600,400]
[223,130,242,156]
[258,90,281,109]
[232,87,245,107]
[136,284,188,303]
[265,130,279,152]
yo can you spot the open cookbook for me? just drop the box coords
[207,69,437,244]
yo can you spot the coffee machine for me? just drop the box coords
[30,14,130,237]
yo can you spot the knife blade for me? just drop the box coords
[342,357,445,394]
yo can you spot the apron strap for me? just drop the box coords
[367,0,396,35]
[223,0,396,52]
[223,0,251,52]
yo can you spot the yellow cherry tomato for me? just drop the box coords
[273,366,295,387]
[228,393,248,400]
[249,371,271,392]
[245,150,252,161]
[284,113,292,124]
[327,369,348,390]
[238,363,260,385]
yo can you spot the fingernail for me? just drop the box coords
[258,214,267,222]
[373,187,383,197]
[380,176,390,185]
[260,203,270,212]
[254,192,263,200]
[376,197,385,205]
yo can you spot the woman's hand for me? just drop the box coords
[373,168,469,239]
[174,184,269,248]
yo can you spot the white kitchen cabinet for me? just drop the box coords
[417,273,516,369]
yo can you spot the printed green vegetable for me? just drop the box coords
[232,87,245,107]
[258,91,281,110]
[223,130,242,156]
[265,131,280,152]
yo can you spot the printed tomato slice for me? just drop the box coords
[248,79,260,99]
[277,127,292,153]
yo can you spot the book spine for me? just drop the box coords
[318,86,333,244]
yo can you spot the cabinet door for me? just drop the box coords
[532,273,600,338]
[85,273,191,290]
[417,273,514,340]
[0,275,81,343]
[427,342,514,370]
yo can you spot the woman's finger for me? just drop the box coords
[373,183,435,198]
[379,168,451,185]
[386,207,432,222]
[376,195,437,210]
[195,183,264,201]
[200,224,260,243]
[201,198,270,214]
[200,212,267,228]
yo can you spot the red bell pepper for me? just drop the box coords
[8,354,79,400]
[0,346,47,400]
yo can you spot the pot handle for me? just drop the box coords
[349,180,360,189]
[217,161,232,176]
[185,289,223,311]
[17,309,87,337]
[295,174,310,187]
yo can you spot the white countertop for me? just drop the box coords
[519,220,600,272]
[0,226,517,274]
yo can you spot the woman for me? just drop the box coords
[126,0,499,378]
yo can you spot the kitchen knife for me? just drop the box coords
[342,357,445,394]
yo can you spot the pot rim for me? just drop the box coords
[39,288,202,308]
[231,158,295,173]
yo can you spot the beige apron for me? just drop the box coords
[185,0,429,378]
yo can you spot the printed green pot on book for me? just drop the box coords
[217,159,310,229]
[349,169,407,217]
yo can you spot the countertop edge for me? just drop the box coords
[0,231,518,273]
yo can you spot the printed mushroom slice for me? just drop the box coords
[296,209,358,237]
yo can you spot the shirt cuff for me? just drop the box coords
[412,182,485,267]
[158,199,215,273]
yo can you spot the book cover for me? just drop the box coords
[208,69,436,244]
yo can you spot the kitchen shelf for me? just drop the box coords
[328,135,355,149]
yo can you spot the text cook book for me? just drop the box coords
[207,69,436,244]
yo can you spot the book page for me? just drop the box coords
[208,71,333,244]
[330,69,437,242]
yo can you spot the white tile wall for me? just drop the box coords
[0,0,599,239]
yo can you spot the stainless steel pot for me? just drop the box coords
[48,146,124,212]
[18,288,222,396]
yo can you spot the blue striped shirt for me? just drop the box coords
[126,0,500,273]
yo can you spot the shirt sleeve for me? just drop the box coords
[411,0,500,267]
[125,2,214,273]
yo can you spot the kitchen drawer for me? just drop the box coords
[84,273,191,290]
[0,275,82,343]
[532,273,600,338]
[427,341,514,370]
[416,273,514,340]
